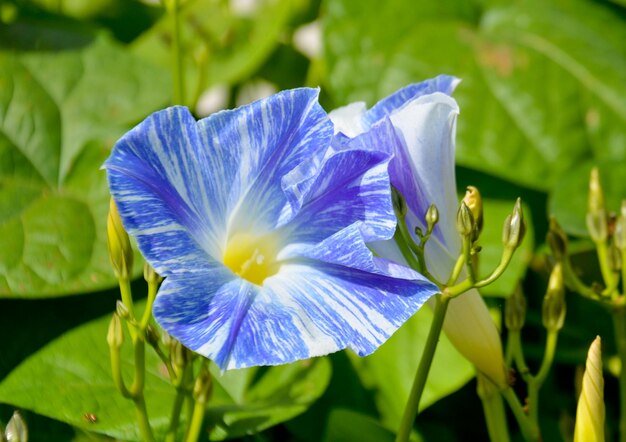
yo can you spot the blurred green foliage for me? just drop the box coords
[0,0,624,440]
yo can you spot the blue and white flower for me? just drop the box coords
[104,88,438,370]
[330,76,507,387]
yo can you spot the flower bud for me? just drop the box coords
[5,411,27,442]
[192,364,213,403]
[502,198,526,250]
[391,186,407,218]
[547,216,568,261]
[586,168,608,242]
[107,198,134,280]
[505,285,526,332]
[115,300,130,319]
[574,336,604,442]
[542,263,566,332]
[107,313,124,349]
[143,263,163,285]
[463,186,483,240]
[456,201,475,238]
[425,204,439,231]
[145,324,160,348]
[615,201,626,250]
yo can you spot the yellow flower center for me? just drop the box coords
[223,232,280,285]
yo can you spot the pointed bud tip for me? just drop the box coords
[107,313,124,348]
[463,186,483,238]
[5,411,27,442]
[574,336,604,442]
[107,198,134,280]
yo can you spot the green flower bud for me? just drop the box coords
[425,203,439,231]
[608,243,622,273]
[107,313,124,349]
[463,186,483,240]
[505,285,526,332]
[586,168,608,242]
[107,198,134,280]
[615,201,626,250]
[574,336,604,442]
[391,186,407,218]
[547,216,568,260]
[542,263,566,332]
[145,324,160,348]
[456,201,475,238]
[5,411,27,442]
[193,364,213,403]
[115,300,130,319]
[143,263,163,285]
[502,198,526,250]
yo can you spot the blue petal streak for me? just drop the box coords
[153,262,437,370]
[197,88,333,234]
[105,107,222,275]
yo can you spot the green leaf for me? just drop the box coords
[549,161,626,236]
[0,302,331,440]
[322,409,400,442]
[323,0,626,191]
[347,306,474,432]
[0,35,169,297]
[477,199,534,297]
[131,0,305,107]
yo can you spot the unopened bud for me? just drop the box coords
[115,300,130,319]
[391,186,407,218]
[456,201,475,238]
[143,263,163,285]
[107,313,124,348]
[5,411,27,442]
[425,204,439,231]
[608,243,622,272]
[172,340,191,374]
[145,325,160,348]
[586,168,608,242]
[502,198,526,249]
[505,285,526,332]
[542,263,566,332]
[574,336,604,442]
[615,201,626,250]
[193,364,213,403]
[107,198,134,280]
[463,186,483,240]
[547,216,568,260]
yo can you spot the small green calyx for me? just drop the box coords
[456,201,475,238]
[107,198,134,280]
[107,312,124,349]
[502,198,526,250]
[586,167,608,242]
[542,263,566,332]
[547,216,568,260]
[463,186,483,240]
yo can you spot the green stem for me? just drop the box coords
[612,306,626,442]
[185,396,208,442]
[167,0,185,104]
[393,224,422,273]
[109,344,132,399]
[474,247,515,288]
[561,256,600,300]
[447,244,467,286]
[501,387,540,441]
[395,293,450,442]
[597,241,616,295]
[480,389,510,442]
[134,395,156,442]
[509,331,531,383]
[535,330,558,386]
[140,277,159,330]
[165,363,193,442]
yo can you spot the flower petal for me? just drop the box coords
[196,88,333,233]
[388,93,460,251]
[153,261,437,370]
[104,106,222,275]
[362,75,459,128]
[328,101,367,136]
[280,122,400,245]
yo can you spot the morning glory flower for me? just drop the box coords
[329,76,507,387]
[104,88,439,370]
